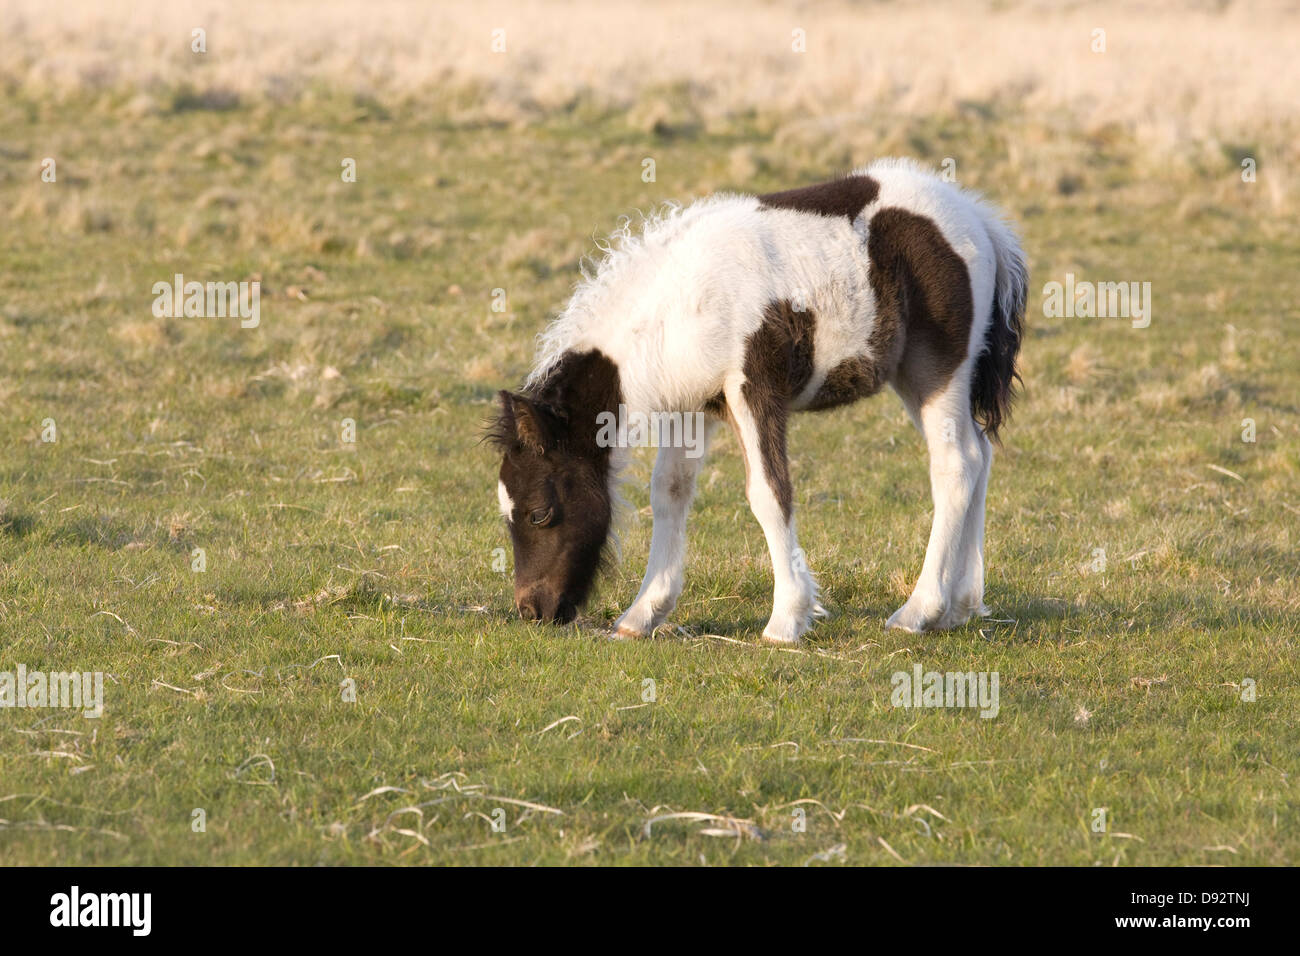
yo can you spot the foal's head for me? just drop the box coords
[488,352,620,624]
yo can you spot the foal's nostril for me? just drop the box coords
[518,592,571,624]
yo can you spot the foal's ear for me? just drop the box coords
[497,390,553,455]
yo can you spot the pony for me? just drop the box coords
[488,158,1028,643]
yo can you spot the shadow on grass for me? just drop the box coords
[0,509,38,538]
[52,514,141,551]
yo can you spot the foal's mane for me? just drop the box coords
[526,199,715,390]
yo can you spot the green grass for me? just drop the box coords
[1,89,1297,865]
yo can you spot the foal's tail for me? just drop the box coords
[970,204,1029,443]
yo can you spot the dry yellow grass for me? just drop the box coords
[5,0,1297,141]
[6,1,1296,218]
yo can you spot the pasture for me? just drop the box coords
[0,0,1297,865]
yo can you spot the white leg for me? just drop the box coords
[888,377,985,632]
[948,430,992,624]
[613,422,715,638]
[723,379,822,645]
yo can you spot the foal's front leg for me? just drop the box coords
[613,423,715,638]
[724,378,823,645]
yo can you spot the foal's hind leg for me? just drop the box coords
[951,429,993,622]
[723,378,823,644]
[888,371,987,632]
[613,422,716,638]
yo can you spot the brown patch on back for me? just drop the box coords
[758,175,880,224]
[867,207,973,402]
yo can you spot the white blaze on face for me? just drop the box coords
[497,480,515,523]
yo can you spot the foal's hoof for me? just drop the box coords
[760,610,810,645]
[611,606,657,640]
[937,602,986,630]
[610,624,649,641]
[886,600,944,633]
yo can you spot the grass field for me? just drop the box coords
[1,1,1298,865]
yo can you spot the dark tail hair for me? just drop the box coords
[970,209,1028,443]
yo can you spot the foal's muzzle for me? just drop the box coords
[517,592,577,625]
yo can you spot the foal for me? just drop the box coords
[489,158,1027,643]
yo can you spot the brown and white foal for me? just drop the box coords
[490,158,1027,643]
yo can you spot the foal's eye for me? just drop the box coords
[529,506,554,526]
